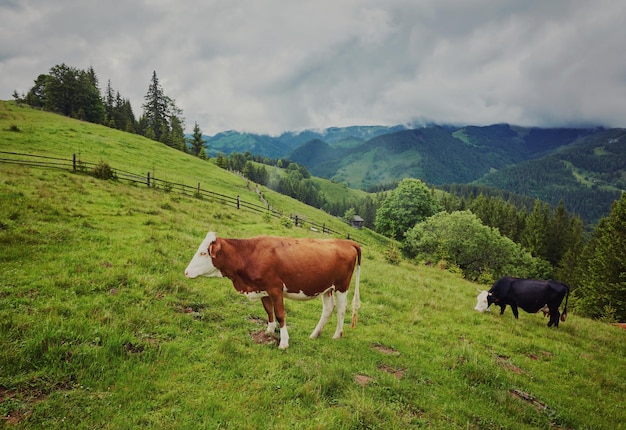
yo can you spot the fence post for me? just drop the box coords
[147,172,151,187]
[323,223,326,234]
[237,195,240,209]
[197,182,200,196]
[72,154,76,171]
[295,215,299,227]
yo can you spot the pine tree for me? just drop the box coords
[142,71,170,141]
[46,63,78,116]
[188,121,206,156]
[546,201,572,265]
[576,193,626,320]
[521,200,550,259]
[76,67,104,124]
[169,113,186,151]
[104,80,116,127]
[117,95,136,133]
[216,152,228,169]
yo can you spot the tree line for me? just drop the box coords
[13,64,208,159]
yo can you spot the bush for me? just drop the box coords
[375,178,442,240]
[402,210,550,281]
[383,242,402,265]
[279,216,294,228]
[92,161,116,180]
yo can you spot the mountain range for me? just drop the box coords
[202,123,626,224]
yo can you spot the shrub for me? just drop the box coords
[92,161,116,180]
[383,242,402,265]
[402,210,550,281]
[279,216,294,228]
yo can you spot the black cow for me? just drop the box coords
[475,277,570,327]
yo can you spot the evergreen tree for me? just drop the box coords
[75,67,104,123]
[142,71,170,141]
[521,200,550,258]
[189,121,206,156]
[115,93,136,133]
[554,214,585,288]
[546,201,572,265]
[104,80,116,127]
[45,63,78,116]
[575,193,626,320]
[141,71,186,151]
[257,165,268,185]
[359,196,377,229]
[169,113,186,151]
[216,152,228,169]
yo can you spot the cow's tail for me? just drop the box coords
[351,243,362,329]
[561,284,570,322]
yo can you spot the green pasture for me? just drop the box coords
[1,101,625,429]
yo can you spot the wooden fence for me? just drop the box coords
[0,150,354,239]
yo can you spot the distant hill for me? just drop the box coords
[202,125,409,158]
[205,124,601,186]
[204,123,626,223]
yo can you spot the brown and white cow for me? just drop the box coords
[184,232,362,349]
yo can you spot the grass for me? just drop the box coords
[1,101,626,429]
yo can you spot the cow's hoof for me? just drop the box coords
[266,321,277,333]
[278,342,289,350]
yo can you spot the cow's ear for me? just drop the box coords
[209,240,221,258]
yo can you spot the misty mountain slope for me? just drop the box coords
[204,125,409,159]
[476,128,626,223]
[205,130,291,158]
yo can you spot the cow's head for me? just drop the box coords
[184,231,223,279]
[474,290,492,312]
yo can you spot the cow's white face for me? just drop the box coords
[184,231,223,279]
[474,290,491,312]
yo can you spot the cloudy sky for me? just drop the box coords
[2,0,626,135]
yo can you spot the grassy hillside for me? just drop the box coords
[255,161,373,212]
[1,102,626,429]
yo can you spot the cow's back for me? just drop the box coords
[260,237,360,294]
[509,278,567,313]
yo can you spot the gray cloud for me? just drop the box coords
[2,0,625,135]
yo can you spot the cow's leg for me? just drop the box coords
[310,290,335,339]
[332,290,348,339]
[510,304,519,319]
[261,296,276,333]
[499,304,507,315]
[269,290,289,349]
[548,308,560,327]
